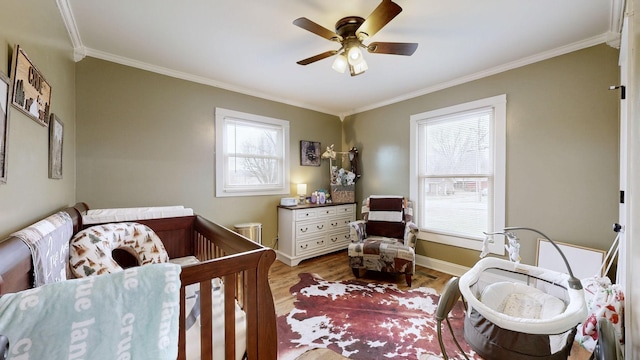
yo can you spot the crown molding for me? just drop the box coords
[347,33,614,116]
[56,0,86,61]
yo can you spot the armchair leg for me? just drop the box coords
[352,268,360,278]
[405,274,412,287]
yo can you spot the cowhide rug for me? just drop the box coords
[277,273,481,360]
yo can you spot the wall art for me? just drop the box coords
[0,71,10,183]
[48,114,63,179]
[11,45,52,126]
[300,140,321,166]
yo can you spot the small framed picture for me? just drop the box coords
[11,45,52,126]
[300,140,321,166]
[0,71,10,183]
[48,114,63,179]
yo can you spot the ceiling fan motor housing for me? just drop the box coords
[335,16,366,40]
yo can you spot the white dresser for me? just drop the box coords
[276,202,356,266]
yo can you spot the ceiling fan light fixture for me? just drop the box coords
[332,54,348,73]
[347,46,363,65]
[349,58,368,76]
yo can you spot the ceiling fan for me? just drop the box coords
[293,0,418,76]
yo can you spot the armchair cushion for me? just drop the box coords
[365,197,405,239]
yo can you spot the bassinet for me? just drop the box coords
[458,228,587,359]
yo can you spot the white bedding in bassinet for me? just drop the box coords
[481,281,566,320]
[480,281,572,354]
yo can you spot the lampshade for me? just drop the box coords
[332,54,348,73]
[349,59,368,76]
[297,183,307,195]
[346,45,367,76]
[347,46,363,65]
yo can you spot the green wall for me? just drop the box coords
[0,0,76,238]
[75,58,342,248]
[343,44,620,267]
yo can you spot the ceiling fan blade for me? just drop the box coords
[293,17,342,42]
[367,42,418,56]
[296,50,339,65]
[356,0,402,39]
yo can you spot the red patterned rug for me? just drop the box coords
[277,273,481,360]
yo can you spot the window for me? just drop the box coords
[410,95,506,255]
[215,108,290,197]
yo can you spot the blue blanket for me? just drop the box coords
[0,263,181,360]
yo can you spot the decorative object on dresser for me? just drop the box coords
[296,183,307,204]
[348,196,418,286]
[0,70,10,184]
[322,144,360,203]
[277,202,356,266]
[10,45,52,126]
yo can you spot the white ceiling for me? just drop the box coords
[58,0,623,117]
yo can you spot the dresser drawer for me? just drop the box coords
[327,231,351,248]
[328,215,354,231]
[336,204,354,216]
[295,220,327,237]
[296,236,327,256]
[295,209,317,221]
[316,206,337,217]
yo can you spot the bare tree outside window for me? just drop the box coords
[216,107,289,197]
[421,111,492,238]
[240,129,279,184]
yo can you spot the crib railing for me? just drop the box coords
[175,216,276,360]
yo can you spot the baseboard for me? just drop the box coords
[415,254,470,277]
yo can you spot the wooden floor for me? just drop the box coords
[267,249,592,360]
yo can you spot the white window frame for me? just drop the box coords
[409,94,506,255]
[215,108,290,197]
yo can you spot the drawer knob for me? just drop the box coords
[317,225,324,230]
[300,227,308,233]
[300,244,308,249]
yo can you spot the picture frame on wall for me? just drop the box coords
[11,45,52,126]
[0,71,11,184]
[300,140,321,166]
[48,114,63,179]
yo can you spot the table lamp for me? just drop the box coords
[297,184,307,204]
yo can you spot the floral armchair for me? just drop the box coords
[348,196,419,286]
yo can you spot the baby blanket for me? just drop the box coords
[0,263,181,360]
[10,211,73,286]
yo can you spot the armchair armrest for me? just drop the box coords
[349,220,366,243]
[404,221,419,248]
